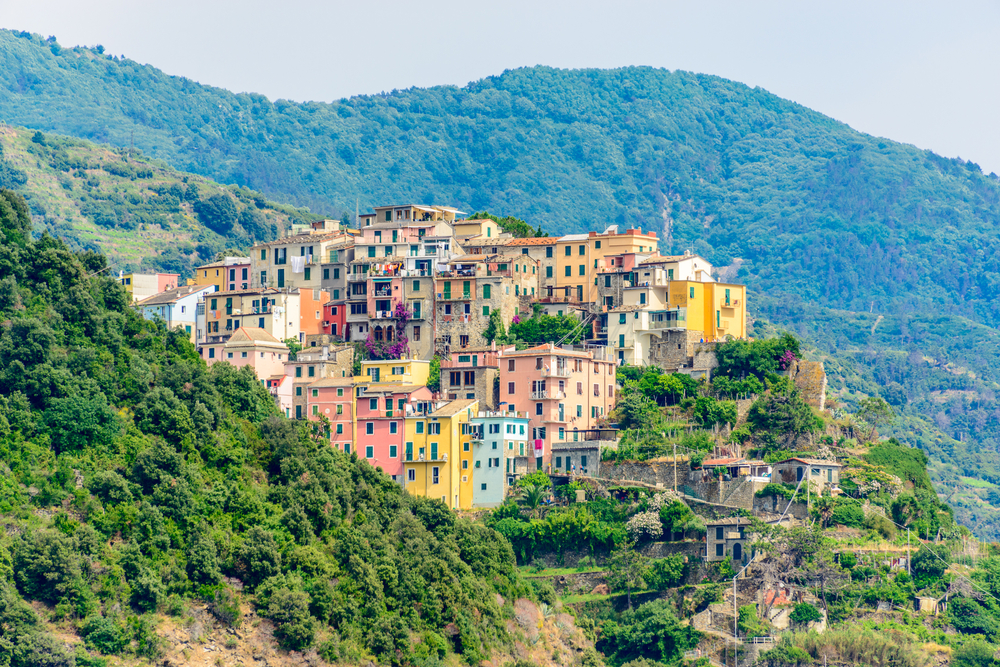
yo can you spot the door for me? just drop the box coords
[796,467,804,481]
[733,543,742,561]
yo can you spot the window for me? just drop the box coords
[365,445,374,458]
[312,405,318,416]
[464,371,475,385]
[463,460,469,469]
[208,348,215,358]
[508,382,515,394]
[366,422,374,435]
[337,388,344,397]
[483,284,491,299]
[579,264,585,276]
[369,398,378,410]
[336,423,343,434]
[432,467,440,484]
[260,249,267,260]
[535,357,543,370]
[449,371,461,386]
[595,240,601,249]
[564,266,571,277]
[296,386,302,396]
[311,389,318,398]
[545,266,553,278]
[390,422,398,434]
[535,403,543,415]
[431,442,438,460]
[579,245,586,255]
[336,404,343,414]
[429,423,441,435]
[481,483,487,491]
[576,405,582,417]
[716,544,724,557]
[407,468,415,482]
[594,383,600,396]
[716,527,724,540]
[334,267,340,279]
[323,268,329,280]
[690,286,695,299]
[415,422,424,434]
[389,444,397,458]
[564,246,571,256]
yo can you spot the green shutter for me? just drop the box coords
[406,442,413,461]
[431,442,438,460]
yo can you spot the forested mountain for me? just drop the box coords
[4,29,1000,533]
[0,123,318,275]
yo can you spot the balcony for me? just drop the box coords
[541,366,572,378]
[530,390,566,400]
[721,299,740,308]
[438,292,472,301]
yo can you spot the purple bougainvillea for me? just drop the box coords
[511,315,521,325]
[778,349,797,371]
[365,300,412,359]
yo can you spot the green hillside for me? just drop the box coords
[0,122,318,274]
[5,29,1000,534]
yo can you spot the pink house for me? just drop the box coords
[356,383,432,482]
[307,378,355,452]
[204,327,290,381]
[266,375,293,418]
[498,343,616,469]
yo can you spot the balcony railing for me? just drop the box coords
[438,292,472,301]
[530,390,566,400]
[541,366,572,378]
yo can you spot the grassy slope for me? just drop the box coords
[0,124,314,273]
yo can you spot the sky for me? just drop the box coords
[3,0,999,174]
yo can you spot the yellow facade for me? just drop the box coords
[667,281,747,341]
[554,231,659,302]
[358,358,431,386]
[403,398,478,509]
[193,263,228,292]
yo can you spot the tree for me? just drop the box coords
[484,307,508,344]
[515,483,546,518]
[509,313,584,344]
[233,526,281,588]
[193,193,239,234]
[605,540,647,609]
[268,589,316,651]
[856,396,894,441]
[427,356,441,392]
[952,638,996,667]
[283,337,303,361]
[788,602,821,626]
[596,600,698,666]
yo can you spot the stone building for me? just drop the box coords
[440,344,514,408]
[286,342,355,420]
[773,458,842,494]
[433,255,537,354]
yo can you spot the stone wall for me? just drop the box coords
[753,494,809,520]
[601,458,692,489]
[649,329,704,370]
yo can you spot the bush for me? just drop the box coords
[268,588,316,651]
[789,602,822,625]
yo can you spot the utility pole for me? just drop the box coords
[673,442,677,493]
[907,528,911,576]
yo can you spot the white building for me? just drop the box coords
[137,284,217,342]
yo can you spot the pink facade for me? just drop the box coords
[356,385,432,481]
[266,375,293,418]
[498,344,616,469]
[157,273,180,291]
[306,379,355,451]
[223,263,252,291]
[204,327,290,381]
[368,276,403,317]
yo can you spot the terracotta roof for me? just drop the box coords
[225,327,286,347]
[255,232,348,247]
[430,398,479,417]
[703,457,746,466]
[639,255,689,264]
[705,517,751,526]
[498,344,594,359]
[138,284,214,306]
[505,237,554,246]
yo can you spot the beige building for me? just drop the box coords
[250,222,354,292]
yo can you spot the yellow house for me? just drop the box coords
[403,398,479,509]
[668,281,747,341]
[357,358,431,386]
[553,228,659,303]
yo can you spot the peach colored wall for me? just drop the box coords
[308,386,354,450]
[356,387,432,480]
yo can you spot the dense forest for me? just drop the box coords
[6,29,1000,533]
[0,189,527,666]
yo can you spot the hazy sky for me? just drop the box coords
[3,0,999,174]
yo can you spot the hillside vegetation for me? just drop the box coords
[0,122,317,274]
[5,29,1000,534]
[0,189,540,667]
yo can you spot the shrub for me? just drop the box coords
[268,588,316,651]
[789,603,822,626]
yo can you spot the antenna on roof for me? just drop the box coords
[355,198,359,228]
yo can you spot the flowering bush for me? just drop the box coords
[626,510,662,541]
[365,301,411,360]
[778,349,797,371]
